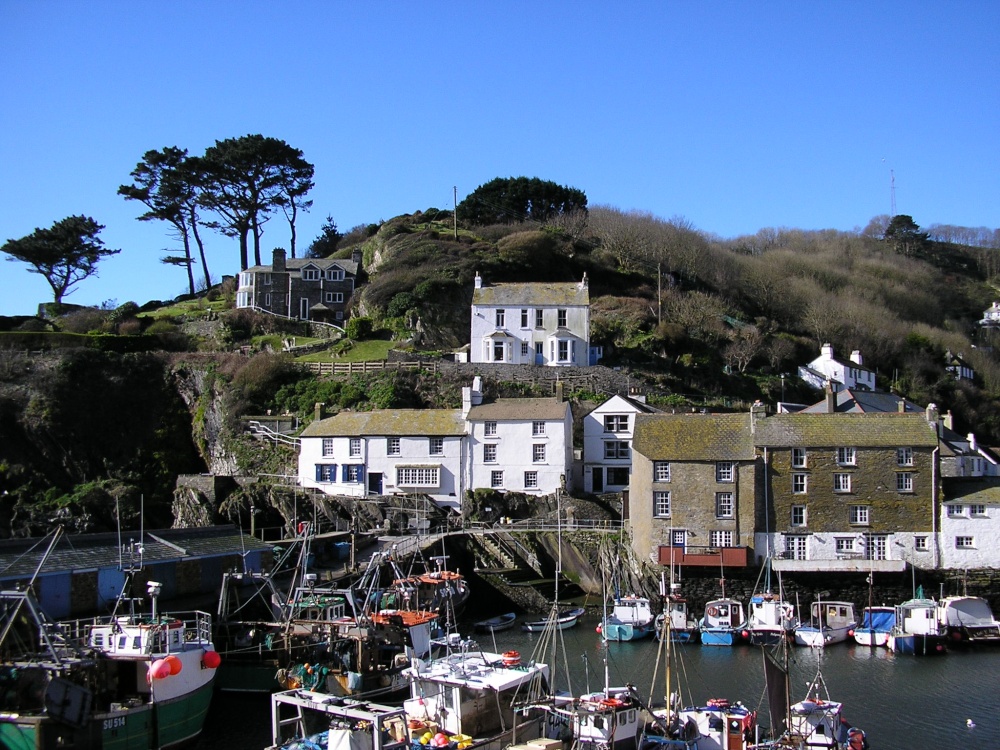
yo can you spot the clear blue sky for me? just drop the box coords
[2,2,998,316]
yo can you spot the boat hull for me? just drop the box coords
[889,632,948,655]
[794,625,853,647]
[602,622,654,641]
[700,628,741,646]
[853,629,891,648]
[747,627,788,646]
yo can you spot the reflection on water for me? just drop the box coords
[199,614,1000,750]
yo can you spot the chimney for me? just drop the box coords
[897,399,905,413]
[462,377,484,418]
[474,272,483,289]
[352,248,362,266]
[629,386,646,404]
[825,381,836,413]
[850,350,863,366]
[314,402,324,422]
[272,247,287,273]
[926,402,939,425]
[579,272,588,289]
[944,411,954,430]
[555,381,565,402]
[968,433,977,451]
[750,400,766,433]
[821,343,834,360]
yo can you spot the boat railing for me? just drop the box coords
[59,610,214,651]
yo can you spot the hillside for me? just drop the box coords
[2,206,1000,537]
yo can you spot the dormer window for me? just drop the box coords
[302,267,320,281]
[326,268,344,281]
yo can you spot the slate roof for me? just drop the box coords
[753,413,938,448]
[466,398,570,422]
[301,410,467,438]
[632,413,755,461]
[799,389,923,414]
[246,258,360,275]
[0,525,272,580]
[941,477,1000,504]
[473,281,588,307]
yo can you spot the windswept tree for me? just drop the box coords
[456,176,587,226]
[306,215,342,259]
[2,216,120,307]
[118,147,211,295]
[199,135,314,270]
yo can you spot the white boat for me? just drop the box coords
[601,596,656,641]
[268,689,410,750]
[522,607,585,632]
[794,600,857,647]
[401,634,553,750]
[747,593,798,646]
[566,688,645,750]
[889,597,948,656]
[853,606,895,647]
[699,598,747,646]
[937,595,1000,646]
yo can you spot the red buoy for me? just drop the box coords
[202,650,222,669]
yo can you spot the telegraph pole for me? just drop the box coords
[453,186,459,239]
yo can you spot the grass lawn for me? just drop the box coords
[295,339,396,363]
[139,297,231,321]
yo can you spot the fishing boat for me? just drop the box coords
[937,595,1000,646]
[852,606,895,648]
[793,600,856,648]
[888,595,948,656]
[653,570,699,644]
[699,598,747,646]
[474,612,517,633]
[401,633,553,750]
[571,688,645,750]
[600,596,656,642]
[522,607,585,633]
[380,553,470,623]
[0,532,220,750]
[746,593,797,647]
[267,688,410,750]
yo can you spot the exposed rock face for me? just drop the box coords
[170,361,240,475]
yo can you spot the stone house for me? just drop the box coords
[630,412,758,571]
[470,272,598,366]
[236,248,361,323]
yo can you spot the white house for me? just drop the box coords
[464,382,574,495]
[797,343,876,392]
[581,393,659,494]
[940,479,1000,568]
[979,301,1000,328]
[469,273,593,366]
[298,409,468,510]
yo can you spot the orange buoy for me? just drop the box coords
[502,650,521,666]
[164,654,183,676]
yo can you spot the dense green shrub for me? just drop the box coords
[387,292,418,318]
[345,316,373,340]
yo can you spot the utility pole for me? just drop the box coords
[657,263,662,326]
[453,186,458,240]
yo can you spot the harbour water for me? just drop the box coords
[198,613,1000,750]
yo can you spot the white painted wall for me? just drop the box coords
[940,504,1000,568]
[582,395,646,493]
[468,411,573,494]
[470,302,589,366]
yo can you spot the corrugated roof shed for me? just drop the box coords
[753,413,938,448]
[466,398,570,421]
[301,410,467,437]
[632,413,755,461]
[0,525,272,580]
[473,281,588,307]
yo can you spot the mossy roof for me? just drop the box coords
[466,398,570,421]
[753,413,938,448]
[301,410,466,437]
[473,281,588,307]
[941,477,1000,504]
[632,413,755,461]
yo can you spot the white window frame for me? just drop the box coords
[532,421,546,436]
[716,462,734,483]
[604,415,628,433]
[524,471,538,489]
[834,473,852,493]
[535,309,544,327]
[495,309,505,328]
[671,529,686,547]
[896,472,914,493]
[349,438,361,458]
[484,444,497,463]
[302,267,320,281]
[897,447,913,466]
[653,491,671,518]
[604,441,630,460]
[792,473,807,494]
[396,467,439,487]
[387,437,400,455]
[947,504,964,517]
[837,447,857,466]
[484,421,497,436]
[322,438,335,457]
[521,309,529,328]
[970,504,987,516]
[715,492,734,519]
[785,535,807,560]
[710,530,734,548]
[325,268,345,281]
[835,537,855,554]
[850,505,870,526]
[955,536,975,549]
[791,505,807,527]
[324,291,344,304]
[557,309,567,327]
[532,444,546,463]
[792,448,807,468]
[491,470,504,489]
[914,536,928,551]
[653,461,671,482]
[429,437,444,455]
